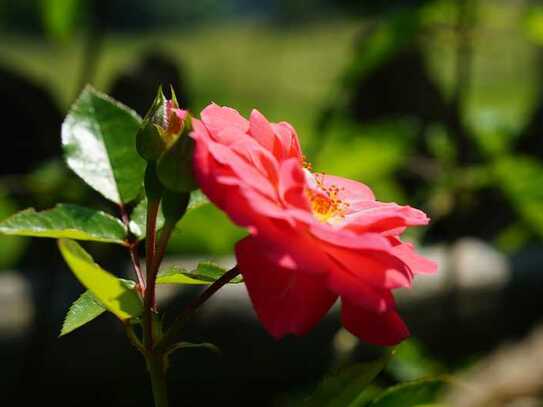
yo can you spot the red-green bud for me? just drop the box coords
[156,115,198,193]
[137,86,188,161]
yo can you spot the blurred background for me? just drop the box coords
[1,0,543,406]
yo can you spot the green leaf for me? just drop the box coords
[0,204,127,244]
[62,86,146,204]
[60,278,136,336]
[156,262,242,285]
[306,352,392,407]
[166,341,220,356]
[187,189,210,212]
[129,190,209,239]
[60,290,106,336]
[128,197,166,239]
[367,378,444,407]
[58,239,142,320]
[386,339,444,381]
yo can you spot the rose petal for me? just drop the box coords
[272,122,302,160]
[318,174,375,202]
[201,103,249,139]
[341,296,410,346]
[326,243,413,291]
[249,109,276,152]
[236,236,337,338]
[345,202,429,235]
[207,140,277,199]
[278,158,309,210]
[388,237,437,275]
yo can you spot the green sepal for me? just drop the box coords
[162,190,190,226]
[137,86,168,161]
[156,124,197,193]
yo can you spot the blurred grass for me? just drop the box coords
[0,7,536,158]
[0,20,361,148]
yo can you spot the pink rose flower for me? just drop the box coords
[191,103,437,346]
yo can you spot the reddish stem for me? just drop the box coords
[145,200,160,310]
[156,266,240,352]
[143,199,160,349]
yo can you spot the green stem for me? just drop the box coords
[143,198,160,349]
[145,351,169,407]
[124,322,145,354]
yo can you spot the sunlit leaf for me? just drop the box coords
[62,86,146,204]
[60,290,106,336]
[58,239,142,320]
[156,262,242,285]
[60,278,136,336]
[0,204,127,244]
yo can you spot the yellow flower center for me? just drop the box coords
[306,172,349,224]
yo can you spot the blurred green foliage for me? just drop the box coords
[41,0,86,41]
[0,189,26,269]
[386,340,445,382]
[0,1,541,404]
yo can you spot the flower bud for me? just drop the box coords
[137,86,188,161]
[156,115,198,193]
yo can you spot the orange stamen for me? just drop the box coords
[306,172,349,223]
